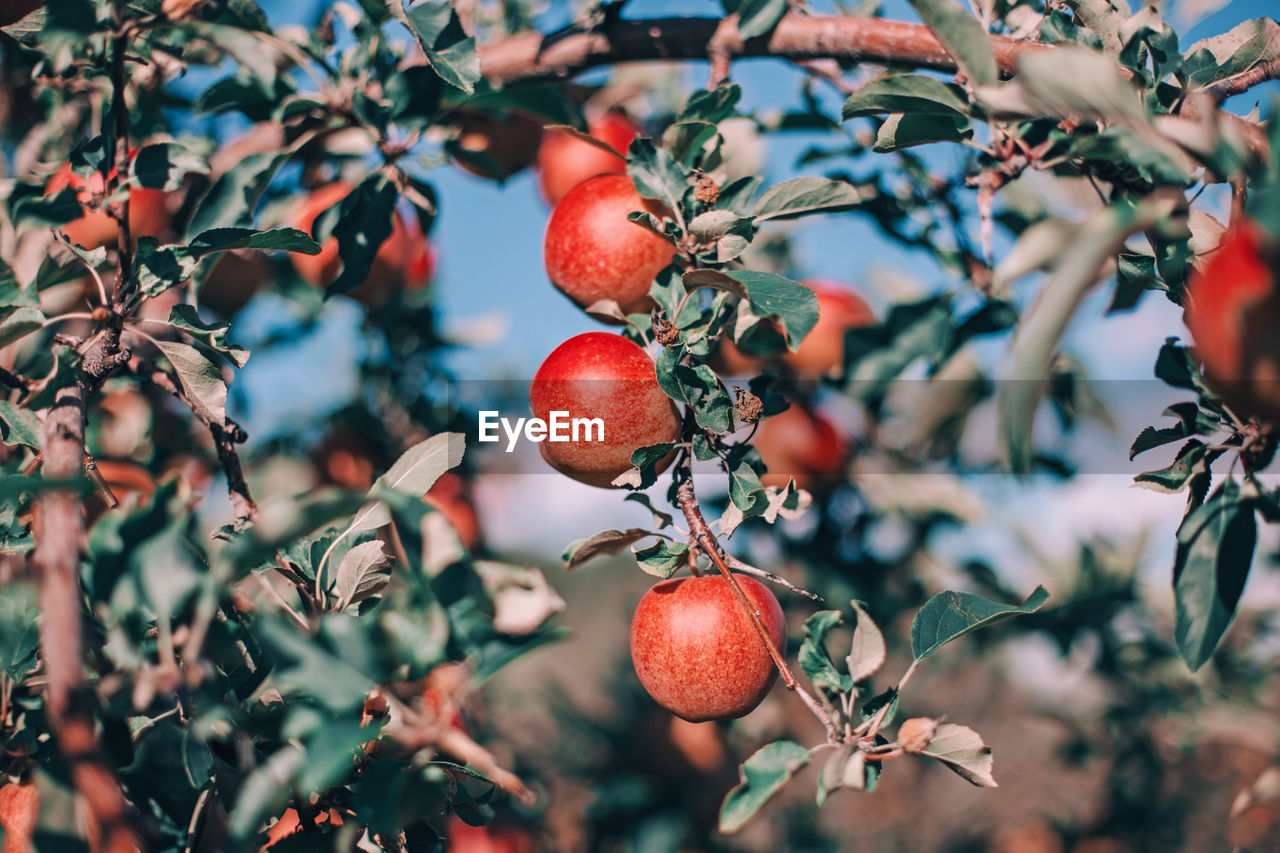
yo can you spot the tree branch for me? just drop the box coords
[478,15,1032,83]
[33,350,142,853]
[477,13,1271,157]
[127,354,257,527]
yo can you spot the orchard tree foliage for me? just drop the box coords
[0,0,1277,849]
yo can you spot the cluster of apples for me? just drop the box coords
[522,116,881,722]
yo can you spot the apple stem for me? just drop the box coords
[673,453,840,742]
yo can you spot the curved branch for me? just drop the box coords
[478,14,1271,157]
[478,15,1036,83]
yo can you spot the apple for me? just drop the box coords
[630,573,785,722]
[783,280,875,377]
[423,472,483,551]
[713,280,875,378]
[197,250,274,318]
[288,183,435,305]
[529,332,681,488]
[447,818,535,853]
[1184,221,1280,421]
[543,173,675,318]
[536,112,638,206]
[45,162,168,250]
[86,460,156,523]
[753,401,848,491]
[450,110,543,182]
[0,780,38,853]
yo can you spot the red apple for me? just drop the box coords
[1184,220,1280,421]
[783,280,875,377]
[536,112,638,206]
[544,173,675,318]
[0,780,38,853]
[713,280,874,378]
[451,110,543,181]
[447,818,535,853]
[423,472,483,551]
[288,183,435,305]
[45,161,169,250]
[529,332,681,488]
[753,402,848,491]
[630,574,785,722]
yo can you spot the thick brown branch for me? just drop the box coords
[1206,55,1280,103]
[477,14,1270,157]
[478,15,1032,83]
[33,367,142,853]
[127,355,257,527]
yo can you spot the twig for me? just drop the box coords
[126,354,257,528]
[722,553,825,603]
[671,450,839,742]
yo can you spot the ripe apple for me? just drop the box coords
[447,818,535,853]
[543,173,675,318]
[423,472,483,551]
[450,110,543,182]
[1184,221,1280,421]
[630,573,785,722]
[783,280,875,377]
[0,780,38,853]
[45,162,168,250]
[536,111,638,206]
[288,183,435,305]
[197,249,274,318]
[529,332,681,488]
[713,280,874,377]
[753,402,848,491]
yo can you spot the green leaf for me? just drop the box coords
[817,744,867,805]
[0,402,41,451]
[1130,402,1218,459]
[627,137,689,214]
[1173,477,1256,671]
[910,586,1049,662]
[634,540,688,579]
[317,176,399,298]
[562,528,655,570]
[332,540,391,610]
[906,0,998,86]
[185,150,291,238]
[166,304,251,368]
[132,143,209,191]
[753,177,867,222]
[678,85,742,123]
[612,443,677,490]
[1182,18,1280,90]
[873,113,973,152]
[719,741,811,833]
[404,1,481,94]
[736,0,788,39]
[0,308,44,350]
[999,196,1181,472]
[847,601,886,684]
[152,340,227,425]
[1134,440,1223,494]
[921,723,997,787]
[842,74,970,119]
[349,432,466,536]
[724,271,819,349]
[799,610,852,697]
[0,584,40,683]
